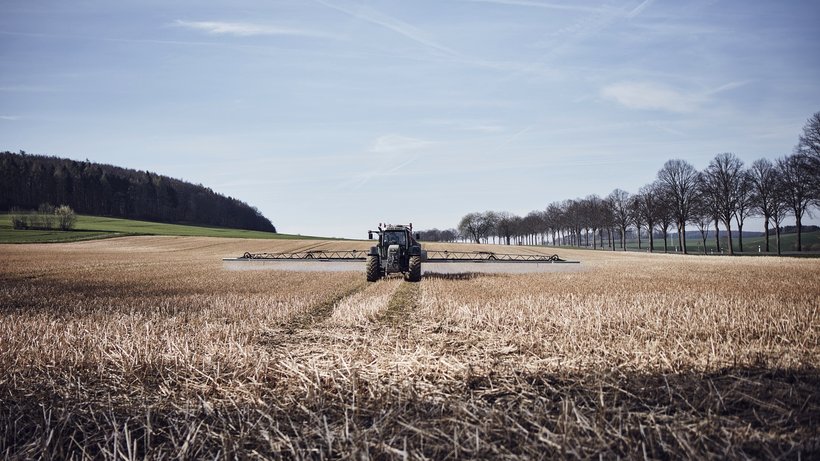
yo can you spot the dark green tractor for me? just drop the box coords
[366,224,425,282]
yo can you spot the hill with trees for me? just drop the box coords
[0,151,276,232]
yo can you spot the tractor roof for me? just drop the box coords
[384,224,411,231]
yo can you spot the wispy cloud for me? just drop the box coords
[461,0,654,17]
[173,20,337,39]
[601,80,752,113]
[0,115,21,121]
[0,84,58,93]
[368,134,433,153]
[705,80,752,96]
[626,0,655,18]
[601,82,701,113]
[458,0,607,13]
[340,134,432,189]
[425,119,506,133]
[315,0,457,56]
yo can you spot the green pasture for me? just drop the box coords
[0,214,326,243]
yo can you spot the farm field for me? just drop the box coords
[0,213,325,243]
[1,236,818,459]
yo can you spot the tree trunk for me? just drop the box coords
[621,227,626,251]
[637,227,642,250]
[776,227,781,256]
[725,220,734,255]
[763,217,770,252]
[682,226,688,254]
[648,226,654,252]
[797,215,803,252]
[737,222,744,253]
[677,222,683,253]
[701,235,707,254]
[663,230,669,253]
[713,217,720,253]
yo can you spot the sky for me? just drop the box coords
[2,0,819,238]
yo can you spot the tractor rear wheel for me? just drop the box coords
[366,255,381,282]
[407,256,421,282]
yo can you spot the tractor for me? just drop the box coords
[367,223,425,282]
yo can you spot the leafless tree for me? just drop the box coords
[657,204,674,253]
[483,211,500,244]
[634,183,663,252]
[657,159,699,254]
[749,159,778,252]
[583,195,606,249]
[494,212,517,245]
[690,196,711,255]
[796,111,820,197]
[776,155,814,251]
[733,171,755,252]
[769,188,789,256]
[458,212,493,244]
[628,195,645,250]
[701,153,744,255]
[608,189,631,251]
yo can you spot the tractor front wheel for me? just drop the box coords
[366,255,382,282]
[407,256,422,282]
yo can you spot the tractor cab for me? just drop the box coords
[382,229,407,248]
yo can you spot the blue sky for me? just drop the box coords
[2,0,819,238]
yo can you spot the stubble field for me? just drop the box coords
[1,236,819,459]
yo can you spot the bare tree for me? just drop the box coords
[495,212,516,245]
[657,208,673,253]
[769,187,789,256]
[690,196,711,255]
[749,159,778,252]
[635,183,663,252]
[796,111,820,197]
[776,155,814,251]
[458,212,493,244]
[483,211,500,244]
[701,153,744,255]
[657,159,699,254]
[733,171,755,252]
[628,195,644,250]
[608,189,631,251]
[584,195,605,249]
[544,202,563,246]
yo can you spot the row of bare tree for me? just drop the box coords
[423,112,820,255]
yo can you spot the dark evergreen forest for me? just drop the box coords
[0,151,276,232]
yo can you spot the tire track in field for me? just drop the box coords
[377,280,421,333]
[287,281,368,331]
[258,282,367,348]
[259,277,419,346]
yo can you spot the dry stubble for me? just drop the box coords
[1,236,818,459]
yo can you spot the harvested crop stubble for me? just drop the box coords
[1,236,819,459]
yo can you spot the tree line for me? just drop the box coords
[422,112,820,255]
[0,151,276,232]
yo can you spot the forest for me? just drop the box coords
[0,152,276,232]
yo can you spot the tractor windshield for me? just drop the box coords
[383,231,407,246]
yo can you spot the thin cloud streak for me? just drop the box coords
[314,0,458,56]
[601,80,753,113]
[173,20,338,39]
[601,82,701,113]
[459,0,607,13]
[627,0,655,18]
